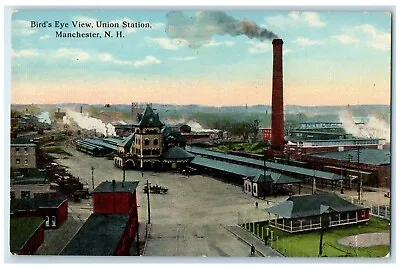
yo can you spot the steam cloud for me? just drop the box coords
[37,111,51,125]
[339,110,390,142]
[63,110,116,137]
[166,11,279,48]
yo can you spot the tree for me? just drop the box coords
[249,119,260,142]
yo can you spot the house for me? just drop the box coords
[10,198,68,229]
[266,194,370,233]
[10,217,46,255]
[10,143,37,169]
[60,214,135,256]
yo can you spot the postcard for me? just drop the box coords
[8,8,391,259]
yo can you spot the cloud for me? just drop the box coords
[292,37,325,46]
[264,11,326,29]
[54,48,91,61]
[12,49,40,58]
[283,49,293,55]
[338,24,390,51]
[169,56,199,61]
[302,12,327,28]
[146,37,188,50]
[98,53,132,65]
[204,40,234,47]
[134,56,161,67]
[39,34,50,40]
[332,34,359,44]
[248,40,271,54]
[12,20,36,36]
[149,22,164,29]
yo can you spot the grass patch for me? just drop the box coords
[214,141,269,155]
[10,217,44,254]
[250,217,390,257]
[43,146,73,156]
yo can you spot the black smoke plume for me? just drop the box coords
[166,11,279,48]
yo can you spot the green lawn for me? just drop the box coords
[10,217,45,254]
[249,217,390,257]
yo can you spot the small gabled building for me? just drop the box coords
[266,194,370,233]
[60,214,134,256]
[10,198,68,229]
[10,143,37,169]
[10,217,46,255]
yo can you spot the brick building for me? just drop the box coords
[10,143,37,169]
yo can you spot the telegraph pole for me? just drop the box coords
[91,166,95,191]
[357,147,362,203]
[147,180,151,224]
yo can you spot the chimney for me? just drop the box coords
[57,108,60,113]
[80,106,83,114]
[271,38,284,150]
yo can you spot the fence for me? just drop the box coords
[344,197,390,221]
[240,220,311,257]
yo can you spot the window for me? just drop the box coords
[24,159,28,165]
[16,159,20,164]
[15,147,20,152]
[144,139,150,145]
[153,139,159,145]
[21,191,30,199]
[24,147,28,153]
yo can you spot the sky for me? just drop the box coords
[10,9,392,106]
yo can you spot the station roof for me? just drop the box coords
[93,181,139,193]
[83,138,119,151]
[312,149,390,165]
[187,146,345,181]
[266,194,366,219]
[191,156,302,185]
[162,146,195,160]
[10,217,45,254]
[60,214,129,256]
[136,105,164,127]
[119,133,135,148]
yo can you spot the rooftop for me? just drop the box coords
[187,146,345,181]
[162,146,195,160]
[11,143,36,147]
[60,214,129,256]
[93,181,139,193]
[136,105,164,128]
[10,217,45,254]
[191,156,301,185]
[266,194,366,219]
[10,198,67,212]
[312,149,391,165]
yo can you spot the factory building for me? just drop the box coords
[304,149,391,188]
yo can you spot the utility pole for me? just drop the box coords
[347,154,353,190]
[357,147,362,203]
[147,180,151,224]
[91,166,95,191]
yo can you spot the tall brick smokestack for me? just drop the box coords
[271,38,284,150]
